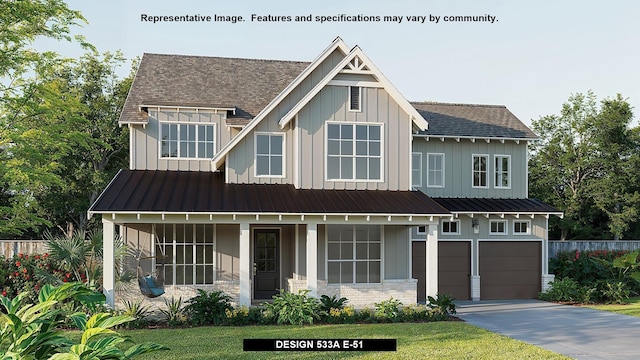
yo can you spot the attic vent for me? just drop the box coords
[349,86,361,112]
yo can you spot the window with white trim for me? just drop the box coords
[154,224,215,285]
[160,122,215,159]
[412,152,422,188]
[327,225,381,284]
[489,220,508,235]
[442,220,460,235]
[349,86,361,111]
[255,133,284,177]
[494,155,510,188]
[472,154,488,188]
[513,220,530,235]
[416,226,426,235]
[327,123,382,181]
[427,153,445,188]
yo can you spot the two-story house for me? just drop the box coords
[89,38,561,307]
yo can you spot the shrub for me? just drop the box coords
[427,293,457,315]
[600,281,630,304]
[185,289,233,326]
[319,294,348,313]
[120,299,152,329]
[374,297,402,321]
[265,289,322,325]
[0,252,66,303]
[224,305,274,326]
[159,296,188,326]
[539,277,582,302]
[324,305,356,324]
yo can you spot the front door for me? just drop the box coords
[253,229,280,299]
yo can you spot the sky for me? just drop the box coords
[36,0,640,127]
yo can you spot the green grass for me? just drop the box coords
[584,296,640,317]
[115,322,568,359]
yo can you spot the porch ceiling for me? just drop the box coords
[89,170,450,217]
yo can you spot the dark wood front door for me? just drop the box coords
[253,229,280,299]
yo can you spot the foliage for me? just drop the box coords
[0,282,115,359]
[264,289,322,325]
[159,296,188,326]
[323,305,356,324]
[223,306,273,326]
[319,294,348,313]
[0,252,66,302]
[529,91,638,240]
[119,299,152,329]
[539,278,583,303]
[427,293,457,315]
[400,304,451,322]
[600,282,630,304]
[374,297,403,321]
[185,289,233,326]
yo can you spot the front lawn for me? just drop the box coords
[584,296,640,317]
[121,322,568,359]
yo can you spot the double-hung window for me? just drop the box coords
[472,154,489,188]
[427,153,445,187]
[255,133,284,177]
[327,225,381,284]
[494,155,510,188]
[160,121,215,159]
[327,123,382,181]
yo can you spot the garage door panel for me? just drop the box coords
[438,242,470,300]
[480,241,541,300]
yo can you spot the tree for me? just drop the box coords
[529,91,638,239]
[1,0,88,237]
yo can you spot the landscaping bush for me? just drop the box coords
[159,296,188,326]
[120,299,152,329]
[0,252,67,303]
[539,277,583,302]
[319,294,348,313]
[185,289,233,326]
[264,289,322,325]
[374,297,403,322]
[427,293,457,315]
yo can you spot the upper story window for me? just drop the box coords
[513,220,530,235]
[441,220,460,235]
[349,86,361,111]
[427,153,445,188]
[490,220,508,235]
[411,153,422,188]
[160,122,215,159]
[472,154,488,188]
[494,155,511,188]
[326,122,383,181]
[255,133,284,177]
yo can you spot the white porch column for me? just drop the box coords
[306,223,318,297]
[239,223,251,306]
[471,238,480,301]
[102,218,115,308]
[541,216,555,291]
[425,223,438,298]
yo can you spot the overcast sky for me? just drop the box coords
[37,0,640,127]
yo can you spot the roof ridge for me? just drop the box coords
[142,52,310,65]
[410,101,506,108]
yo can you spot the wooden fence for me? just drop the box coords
[549,240,640,258]
[0,240,47,258]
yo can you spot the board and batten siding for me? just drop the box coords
[384,225,410,279]
[225,49,345,184]
[412,138,528,198]
[296,86,412,190]
[131,110,231,171]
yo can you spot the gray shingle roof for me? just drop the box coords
[411,102,537,139]
[119,53,310,124]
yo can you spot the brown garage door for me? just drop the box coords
[479,241,541,299]
[412,241,426,303]
[438,241,471,300]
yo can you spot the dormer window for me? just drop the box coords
[349,86,361,112]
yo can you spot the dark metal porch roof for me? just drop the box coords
[89,170,450,216]
[433,197,561,215]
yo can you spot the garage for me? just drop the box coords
[438,241,471,300]
[412,241,471,303]
[479,241,541,299]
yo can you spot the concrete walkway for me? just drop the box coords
[456,300,640,360]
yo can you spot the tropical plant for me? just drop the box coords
[319,294,348,313]
[600,282,630,304]
[539,277,582,302]
[374,297,403,321]
[427,293,457,315]
[0,282,163,359]
[159,296,187,326]
[185,289,233,326]
[120,299,152,329]
[265,289,322,325]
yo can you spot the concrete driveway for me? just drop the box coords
[456,300,640,360]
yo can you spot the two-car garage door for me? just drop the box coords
[413,241,541,301]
